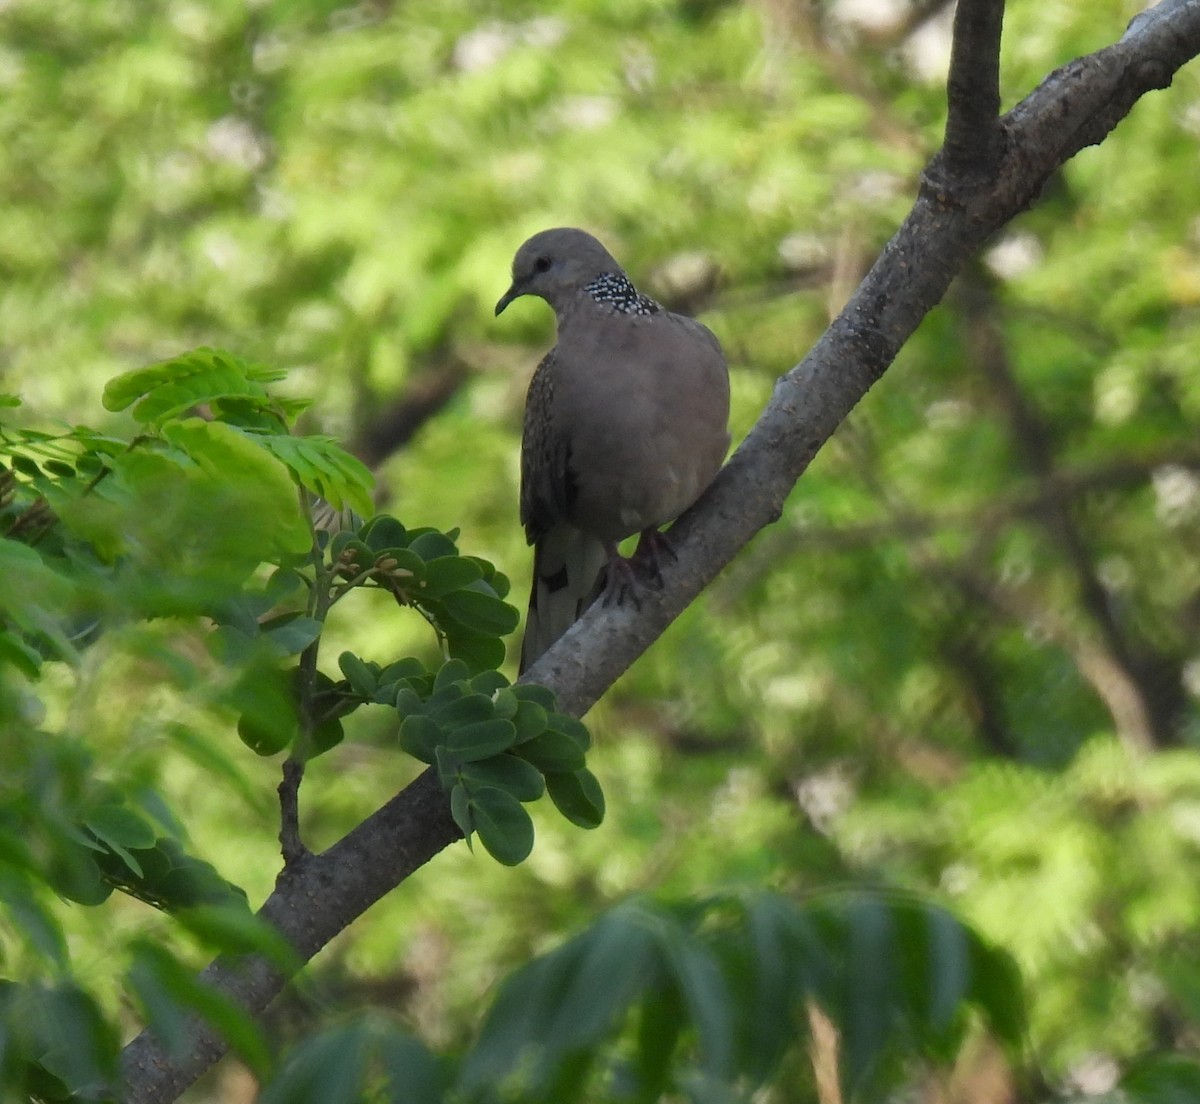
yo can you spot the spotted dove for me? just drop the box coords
[495,228,730,673]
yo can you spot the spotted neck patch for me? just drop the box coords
[583,272,660,316]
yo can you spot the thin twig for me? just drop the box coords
[943,0,1006,179]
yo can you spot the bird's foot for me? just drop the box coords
[599,551,644,609]
[598,530,676,607]
[631,527,677,589]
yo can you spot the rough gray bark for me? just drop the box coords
[121,2,1200,1099]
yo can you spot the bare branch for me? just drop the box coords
[943,0,1006,178]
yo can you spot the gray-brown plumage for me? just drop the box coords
[496,228,730,673]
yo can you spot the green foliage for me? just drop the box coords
[239,892,1026,1104]
[1122,1055,1200,1104]
[475,891,1021,1104]
[0,349,605,1097]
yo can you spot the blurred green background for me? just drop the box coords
[3,0,1200,1099]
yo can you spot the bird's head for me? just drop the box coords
[495,227,623,316]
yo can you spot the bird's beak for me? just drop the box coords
[494,284,520,316]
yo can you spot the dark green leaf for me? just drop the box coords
[459,754,546,802]
[398,715,443,764]
[510,683,557,710]
[432,659,470,692]
[29,982,119,1096]
[439,587,520,636]
[470,787,534,866]
[261,614,322,655]
[238,712,293,757]
[421,555,484,597]
[471,669,510,696]
[444,626,507,674]
[307,716,345,758]
[130,941,269,1074]
[450,783,473,844]
[360,515,407,552]
[445,719,517,761]
[514,730,586,773]
[633,982,685,1104]
[259,1023,368,1104]
[0,631,44,678]
[338,651,378,697]
[512,699,549,742]
[376,1028,449,1103]
[409,530,460,560]
[547,711,590,750]
[545,768,606,828]
[430,691,494,728]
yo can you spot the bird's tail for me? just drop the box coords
[519,523,608,673]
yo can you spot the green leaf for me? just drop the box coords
[158,418,311,556]
[421,555,484,597]
[398,715,443,764]
[102,348,268,425]
[408,530,459,560]
[85,805,157,877]
[376,1028,450,1103]
[238,712,293,757]
[258,1023,368,1104]
[0,630,44,678]
[28,982,119,1096]
[444,626,507,674]
[379,657,428,685]
[445,719,517,761]
[450,783,473,845]
[261,614,323,655]
[338,651,378,697]
[514,730,586,773]
[175,904,299,972]
[308,716,345,758]
[439,587,520,636]
[0,874,68,966]
[255,433,375,516]
[512,699,548,742]
[130,940,270,1075]
[470,787,535,866]
[430,691,493,727]
[459,754,546,802]
[547,712,591,750]
[510,683,557,710]
[360,515,407,552]
[428,660,466,692]
[659,933,735,1083]
[490,686,518,718]
[633,982,685,1104]
[545,768,606,828]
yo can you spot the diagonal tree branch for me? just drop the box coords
[120,2,1200,1099]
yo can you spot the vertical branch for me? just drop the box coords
[943,0,1007,177]
[958,270,1183,749]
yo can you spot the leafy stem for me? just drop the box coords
[278,491,337,865]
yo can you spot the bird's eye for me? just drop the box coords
[534,256,552,273]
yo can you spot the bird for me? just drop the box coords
[495,228,730,673]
